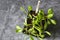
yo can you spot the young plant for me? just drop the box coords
[16,0,56,39]
[16,5,56,40]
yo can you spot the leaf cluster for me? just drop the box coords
[16,6,56,40]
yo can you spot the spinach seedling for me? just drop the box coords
[16,1,56,40]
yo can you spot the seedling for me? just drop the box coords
[16,1,56,40]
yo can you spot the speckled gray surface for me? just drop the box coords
[0,0,60,40]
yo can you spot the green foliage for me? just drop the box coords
[30,35,34,40]
[44,21,48,30]
[28,14,32,19]
[45,31,51,36]
[37,10,44,20]
[50,19,56,25]
[20,6,27,14]
[28,5,32,11]
[47,20,51,24]
[39,38,43,40]
[16,25,22,33]
[39,9,44,16]
[20,6,24,11]
[47,8,54,19]
[47,14,53,19]
[48,8,53,14]
[16,6,56,40]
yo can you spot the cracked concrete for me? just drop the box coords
[0,0,60,40]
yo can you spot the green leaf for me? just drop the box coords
[16,29,22,33]
[24,19,31,26]
[20,6,27,14]
[47,14,53,19]
[38,10,44,20]
[28,28,33,32]
[40,34,45,38]
[34,19,38,24]
[48,8,53,14]
[47,20,51,24]
[30,35,34,40]
[35,26,42,33]
[50,19,56,25]
[16,25,21,29]
[30,28,37,36]
[28,5,32,11]
[16,25,22,33]
[44,21,48,30]
[28,14,32,19]
[39,9,44,16]
[24,18,27,25]
[45,31,51,36]
[20,6,24,11]
[32,18,35,26]
[39,38,43,40]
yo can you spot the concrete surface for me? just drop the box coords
[0,0,60,40]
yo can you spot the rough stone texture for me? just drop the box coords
[0,0,60,40]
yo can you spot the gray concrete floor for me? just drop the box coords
[0,0,60,40]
